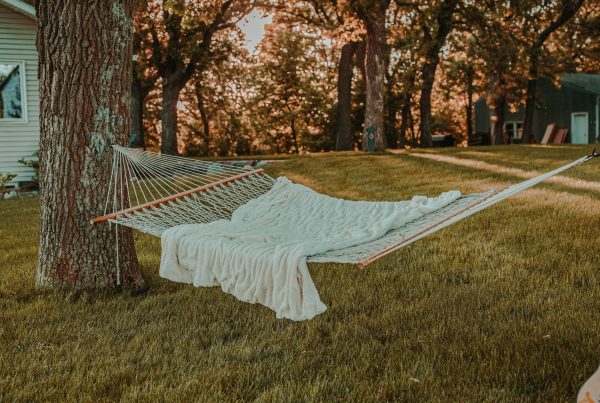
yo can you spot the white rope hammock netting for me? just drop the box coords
[93,146,596,268]
[90,146,597,320]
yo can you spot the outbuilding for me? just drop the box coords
[474,74,600,144]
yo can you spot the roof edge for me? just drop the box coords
[0,0,36,20]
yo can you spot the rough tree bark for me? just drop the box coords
[36,0,145,290]
[418,0,459,148]
[357,0,390,152]
[522,0,584,143]
[335,41,358,151]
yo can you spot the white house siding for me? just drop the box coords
[0,4,38,184]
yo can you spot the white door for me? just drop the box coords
[571,112,589,144]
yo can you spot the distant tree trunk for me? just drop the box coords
[130,31,147,149]
[355,40,367,81]
[399,99,411,148]
[161,78,183,155]
[465,64,474,144]
[195,83,211,155]
[384,70,400,148]
[291,116,300,154]
[397,69,416,148]
[490,97,506,145]
[36,0,145,290]
[360,0,389,151]
[385,95,399,148]
[418,0,458,148]
[408,106,416,145]
[522,60,538,144]
[130,73,146,149]
[154,0,234,156]
[419,61,437,148]
[335,41,358,151]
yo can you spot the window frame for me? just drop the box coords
[0,60,28,125]
[503,120,524,140]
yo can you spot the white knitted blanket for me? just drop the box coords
[160,177,460,320]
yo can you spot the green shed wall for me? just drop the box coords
[474,78,599,144]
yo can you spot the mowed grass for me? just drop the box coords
[1,145,600,401]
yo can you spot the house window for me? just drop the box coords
[503,121,523,140]
[0,61,26,122]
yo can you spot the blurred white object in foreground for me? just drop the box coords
[579,365,600,403]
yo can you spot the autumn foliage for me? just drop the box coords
[132,0,598,154]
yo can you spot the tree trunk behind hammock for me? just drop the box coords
[161,79,183,155]
[361,1,389,152]
[36,0,145,291]
[335,41,358,151]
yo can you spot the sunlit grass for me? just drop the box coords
[1,145,599,401]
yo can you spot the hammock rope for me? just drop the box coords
[91,146,598,280]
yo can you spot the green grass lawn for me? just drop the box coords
[1,145,599,401]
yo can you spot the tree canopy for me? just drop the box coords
[130,0,598,154]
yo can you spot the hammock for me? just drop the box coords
[90,146,597,319]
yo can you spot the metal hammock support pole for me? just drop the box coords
[91,147,599,277]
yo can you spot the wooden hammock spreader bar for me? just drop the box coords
[355,188,502,269]
[90,169,265,225]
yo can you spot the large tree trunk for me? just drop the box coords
[36,0,145,290]
[362,1,388,152]
[335,41,358,151]
[161,79,181,155]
